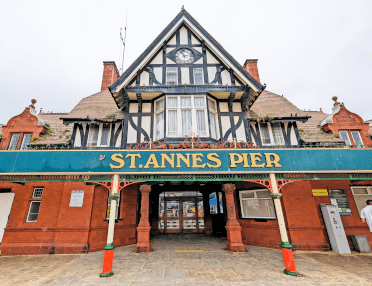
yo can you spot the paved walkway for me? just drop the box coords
[1,234,372,285]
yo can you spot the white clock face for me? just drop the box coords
[175,48,194,64]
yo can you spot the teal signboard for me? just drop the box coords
[0,149,371,174]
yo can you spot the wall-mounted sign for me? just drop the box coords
[328,189,351,216]
[69,190,84,207]
[312,189,328,196]
[1,149,372,174]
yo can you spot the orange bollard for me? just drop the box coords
[100,244,115,277]
[280,242,298,276]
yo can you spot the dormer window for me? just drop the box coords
[259,122,285,146]
[339,130,364,147]
[166,67,178,85]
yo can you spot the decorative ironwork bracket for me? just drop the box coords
[91,181,144,193]
[244,180,296,193]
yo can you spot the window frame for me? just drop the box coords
[154,98,165,140]
[165,95,209,138]
[26,187,44,222]
[193,68,204,85]
[350,186,372,217]
[339,130,352,146]
[20,134,32,150]
[8,133,21,150]
[239,189,276,219]
[259,123,272,146]
[166,67,178,85]
[350,130,364,147]
[270,122,285,146]
[87,124,112,147]
[207,97,219,140]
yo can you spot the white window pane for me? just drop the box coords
[181,110,192,136]
[208,98,216,111]
[196,110,206,136]
[339,131,351,145]
[8,133,20,150]
[167,97,178,108]
[168,110,178,135]
[181,97,191,107]
[166,67,178,85]
[100,124,110,146]
[351,131,363,147]
[260,123,271,145]
[194,68,203,85]
[209,111,217,139]
[20,134,32,150]
[194,97,205,107]
[155,112,164,139]
[156,99,164,111]
[241,198,276,218]
[271,123,285,146]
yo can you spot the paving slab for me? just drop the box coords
[1,234,372,285]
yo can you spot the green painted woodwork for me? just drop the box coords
[103,244,116,250]
[280,242,293,249]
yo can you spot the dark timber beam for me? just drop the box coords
[227,92,235,112]
[125,85,246,94]
[136,92,143,112]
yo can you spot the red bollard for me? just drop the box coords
[100,244,115,277]
[280,242,298,276]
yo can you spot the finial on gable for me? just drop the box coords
[30,99,36,109]
[332,96,340,106]
[181,5,185,10]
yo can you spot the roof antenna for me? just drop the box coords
[119,8,128,75]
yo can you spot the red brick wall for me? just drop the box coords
[235,180,372,251]
[101,61,119,91]
[323,105,372,146]
[236,181,282,249]
[0,182,139,256]
[0,108,46,150]
[88,184,138,252]
[0,182,93,255]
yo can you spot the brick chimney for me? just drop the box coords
[243,59,260,83]
[101,61,119,91]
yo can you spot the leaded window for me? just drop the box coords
[194,68,203,85]
[20,134,32,150]
[271,123,285,146]
[8,133,20,150]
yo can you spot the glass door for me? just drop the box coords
[158,191,204,233]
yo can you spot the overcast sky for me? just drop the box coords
[1,0,371,125]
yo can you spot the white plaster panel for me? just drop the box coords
[142,116,151,141]
[115,129,122,148]
[129,103,138,113]
[166,58,176,64]
[235,80,241,86]
[127,117,137,144]
[154,67,162,83]
[74,126,82,147]
[250,123,257,145]
[191,35,200,44]
[221,70,231,86]
[180,27,188,45]
[166,47,175,54]
[143,103,152,113]
[194,47,202,53]
[131,81,136,87]
[181,67,190,84]
[221,116,232,141]
[232,102,242,112]
[206,50,219,64]
[235,116,246,141]
[219,102,229,112]
[168,35,176,45]
[128,92,136,100]
[140,71,149,86]
[151,50,163,65]
[290,124,298,145]
[208,66,217,82]
[194,58,203,64]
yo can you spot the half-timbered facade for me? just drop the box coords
[2,8,372,279]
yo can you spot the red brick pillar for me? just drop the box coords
[222,184,245,252]
[135,185,151,253]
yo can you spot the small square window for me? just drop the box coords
[166,67,178,85]
[194,68,203,85]
[32,188,44,198]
